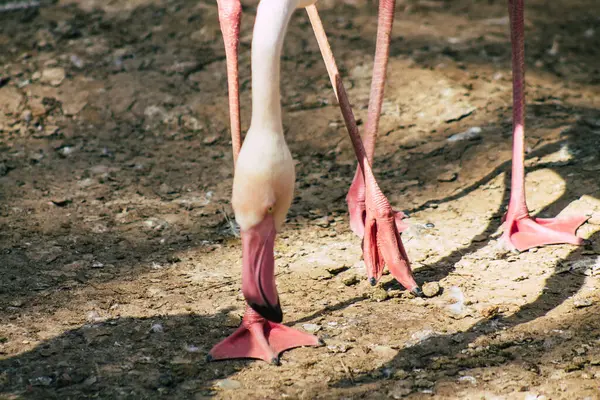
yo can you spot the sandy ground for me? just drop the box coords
[1,0,600,398]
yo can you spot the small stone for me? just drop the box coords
[40,67,66,86]
[309,267,333,280]
[573,298,593,308]
[388,380,412,398]
[564,361,584,372]
[422,282,441,297]
[437,171,457,182]
[214,379,241,390]
[70,54,84,69]
[388,289,404,298]
[203,134,219,145]
[342,274,360,286]
[447,127,481,142]
[472,233,487,242]
[9,299,24,307]
[29,376,53,386]
[325,265,349,275]
[91,261,104,269]
[458,375,477,385]
[86,310,102,323]
[481,305,500,318]
[414,379,434,388]
[224,313,241,328]
[150,323,164,333]
[302,323,321,333]
[326,342,352,354]
[371,287,389,302]
[372,345,397,358]
[21,110,32,123]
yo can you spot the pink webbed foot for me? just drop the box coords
[208,307,322,365]
[347,167,409,239]
[501,214,589,252]
[362,180,421,295]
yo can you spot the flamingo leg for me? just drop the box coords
[306,5,420,293]
[217,0,243,165]
[501,0,588,251]
[346,0,400,238]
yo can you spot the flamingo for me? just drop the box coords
[208,0,588,364]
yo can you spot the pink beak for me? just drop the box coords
[241,214,283,323]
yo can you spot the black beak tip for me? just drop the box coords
[369,277,377,286]
[249,301,283,323]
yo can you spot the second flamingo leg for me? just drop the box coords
[306,5,419,293]
[501,0,588,252]
[346,0,406,238]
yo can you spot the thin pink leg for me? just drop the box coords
[208,307,321,365]
[306,5,419,293]
[217,0,242,165]
[501,0,588,251]
[346,0,405,238]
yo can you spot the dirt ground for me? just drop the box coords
[1,0,600,398]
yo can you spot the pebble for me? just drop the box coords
[327,342,352,354]
[203,134,219,145]
[29,376,53,387]
[309,267,333,280]
[481,305,500,318]
[422,282,441,297]
[458,375,477,385]
[573,298,593,308]
[371,287,389,302]
[86,311,103,323]
[40,67,66,86]
[371,344,397,358]
[437,171,458,182]
[9,299,24,307]
[214,379,242,390]
[70,54,84,69]
[388,380,412,398]
[342,274,360,286]
[447,127,482,142]
[150,323,164,333]
[302,323,321,333]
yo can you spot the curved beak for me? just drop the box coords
[241,214,283,323]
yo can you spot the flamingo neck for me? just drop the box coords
[249,0,297,134]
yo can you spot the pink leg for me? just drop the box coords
[501,0,588,251]
[346,0,406,238]
[306,5,420,293]
[208,307,321,365]
[217,0,242,165]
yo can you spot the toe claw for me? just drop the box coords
[411,287,424,297]
[369,277,377,286]
[271,357,281,366]
[206,354,214,363]
[318,338,326,346]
